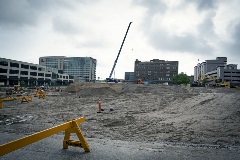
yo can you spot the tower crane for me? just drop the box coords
[106,22,132,83]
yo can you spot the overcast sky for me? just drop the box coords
[0,0,239,79]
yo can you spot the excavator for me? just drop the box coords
[106,22,132,83]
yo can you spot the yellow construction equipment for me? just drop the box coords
[198,74,201,85]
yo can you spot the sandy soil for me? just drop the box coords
[1,83,240,148]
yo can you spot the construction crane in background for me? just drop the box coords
[106,22,132,83]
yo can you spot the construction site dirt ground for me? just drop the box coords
[1,83,240,157]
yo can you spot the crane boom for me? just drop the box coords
[108,22,132,80]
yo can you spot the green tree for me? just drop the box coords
[172,72,190,85]
[20,80,25,86]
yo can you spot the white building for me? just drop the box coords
[0,57,73,86]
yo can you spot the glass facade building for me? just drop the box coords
[39,56,96,82]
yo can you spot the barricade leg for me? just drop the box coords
[28,95,32,102]
[21,96,29,103]
[63,120,90,152]
[38,93,46,99]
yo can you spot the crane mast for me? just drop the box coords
[107,22,132,82]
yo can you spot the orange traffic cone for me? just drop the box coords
[97,98,102,113]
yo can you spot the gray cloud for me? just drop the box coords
[0,0,96,28]
[197,11,216,38]
[224,18,240,56]
[132,0,167,14]
[148,27,213,55]
[0,0,39,27]
[52,17,81,35]
[132,0,216,55]
[184,0,218,11]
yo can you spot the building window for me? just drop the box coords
[30,72,37,76]
[21,64,29,69]
[10,62,19,68]
[30,66,37,70]
[20,71,28,75]
[38,73,44,77]
[0,61,8,66]
[0,68,7,73]
[38,67,45,71]
[9,69,19,74]
[45,74,51,77]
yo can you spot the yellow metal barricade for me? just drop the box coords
[21,96,29,103]
[21,95,33,103]
[38,92,46,99]
[0,98,15,109]
[0,117,90,156]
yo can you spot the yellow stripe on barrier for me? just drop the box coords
[0,98,15,108]
[1,98,15,101]
[0,117,90,156]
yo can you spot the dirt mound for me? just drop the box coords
[64,83,123,97]
[78,87,117,97]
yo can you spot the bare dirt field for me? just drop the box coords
[1,83,240,149]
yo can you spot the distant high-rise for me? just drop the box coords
[39,56,97,82]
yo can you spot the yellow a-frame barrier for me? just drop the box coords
[0,98,15,109]
[0,117,90,156]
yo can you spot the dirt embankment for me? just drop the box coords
[1,83,240,148]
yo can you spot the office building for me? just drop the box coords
[194,57,240,87]
[39,56,97,82]
[134,59,178,83]
[194,57,227,81]
[0,57,73,86]
[125,72,134,81]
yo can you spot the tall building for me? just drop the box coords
[194,57,227,81]
[39,56,97,82]
[134,59,178,83]
[194,57,240,87]
[0,57,73,86]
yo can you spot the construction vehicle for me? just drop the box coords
[137,79,143,84]
[190,74,203,87]
[106,22,132,83]
[197,74,201,85]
